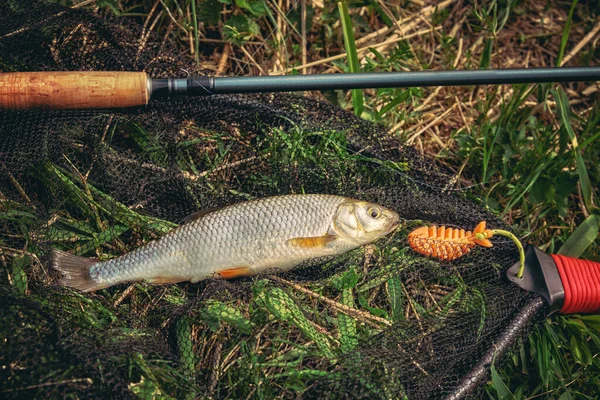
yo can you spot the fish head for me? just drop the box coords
[333,199,400,244]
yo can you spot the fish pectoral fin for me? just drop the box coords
[218,266,253,279]
[146,276,187,284]
[287,234,338,249]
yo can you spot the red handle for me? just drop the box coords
[552,254,600,314]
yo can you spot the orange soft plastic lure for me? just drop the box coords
[407,221,494,261]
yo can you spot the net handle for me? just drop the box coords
[552,254,600,314]
[443,296,547,400]
[0,71,149,109]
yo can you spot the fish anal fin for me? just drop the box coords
[287,235,337,249]
[218,266,253,279]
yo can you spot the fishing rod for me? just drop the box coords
[0,66,599,110]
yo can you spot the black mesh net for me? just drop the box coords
[0,2,543,399]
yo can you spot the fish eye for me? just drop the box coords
[368,207,381,219]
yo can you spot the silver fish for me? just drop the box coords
[52,194,399,292]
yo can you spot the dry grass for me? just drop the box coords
[80,0,599,150]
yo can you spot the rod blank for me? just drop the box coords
[209,67,600,94]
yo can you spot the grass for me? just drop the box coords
[3,0,600,398]
[1,107,499,398]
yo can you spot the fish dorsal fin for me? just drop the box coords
[287,234,338,249]
[180,207,221,224]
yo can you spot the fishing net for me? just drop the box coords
[0,2,541,399]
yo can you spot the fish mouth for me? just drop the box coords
[381,216,400,234]
[387,210,401,232]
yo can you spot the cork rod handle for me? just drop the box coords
[0,71,149,110]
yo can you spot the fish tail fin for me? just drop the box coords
[52,249,108,292]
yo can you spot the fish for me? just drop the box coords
[52,194,400,292]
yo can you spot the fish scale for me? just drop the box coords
[53,194,399,292]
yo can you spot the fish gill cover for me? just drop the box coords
[0,1,537,399]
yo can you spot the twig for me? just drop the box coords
[419,278,442,312]
[141,287,168,317]
[137,0,162,61]
[0,162,35,210]
[1,378,92,393]
[62,154,105,233]
[401,281,421,322]
[279,27,441,75]
[240,46,267,75]
[72,0,96,8]
[267,275,392,327]
[362,243,375,275]
[0,246,42,267]
[301,0,307,74]
[561,17,600,66]
[208,340,223,395]
[414,86,442,113]
[397,344,430,376]
[84,115,115,183]
[217,43,231,75]
[113,284,137,307]
[453,37,464,69]
[454,95,471,135]
[354,0,456,48]
[405,105,456,142]
[197,38,263,45]
[273,0,285,73]
[141,0,160,39]
[103,150,267,183]
[220,343,242,374]
[158,0,189,35]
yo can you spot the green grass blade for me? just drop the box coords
[190,0,200,66]
[333,268,359,353]
[569,334,592,366]
[557,214,600,257]
[481,125,498,183]
[43,162,96,218]
[127,122,169,167]
[338,1,364,116]
[502,160,548,215]
[72,224,129,256]
[480,38,493,69]
[556,0,579,67]
[199,299,253,334]
[553,88,595,212]
[375,90,412,120]
[366,0,393,27]
[10,254,29,295]
[177,316,196,379]
[436,287,464,319]
[385,276,404,321]
[88,184,177,234]
[262,286,335,359]
[490,357,516,400]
